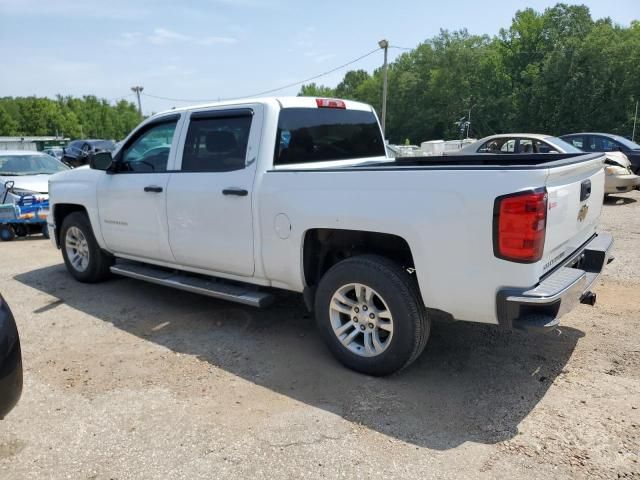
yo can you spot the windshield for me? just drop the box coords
[545,137,583,153]
[0,154,70,175]
[612,135,640,150]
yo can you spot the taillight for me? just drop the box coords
[316,98,346,109]
[493,189,547,263]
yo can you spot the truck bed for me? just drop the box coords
[271,152,602,171]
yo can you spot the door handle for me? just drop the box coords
[144,185,163,193]
[222,188,248,197]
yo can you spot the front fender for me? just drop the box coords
[49,168,106,249]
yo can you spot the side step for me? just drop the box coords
[110,261,274,308]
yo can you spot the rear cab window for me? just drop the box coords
[274,107,385,166]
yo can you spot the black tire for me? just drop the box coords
[314,255,430,376]
[60,212,113,283]
[41,224,50,239]
[0,225,15,241]
[14,225,27,237]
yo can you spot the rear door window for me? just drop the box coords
[590,136,619,152]
[274,108,384,165]
[565,135,586,150]
[478,137,516,153]
[181,113,252,172]
[518,139,534,153]
[500,139,516,153]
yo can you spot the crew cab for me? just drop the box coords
[47,97,613,375]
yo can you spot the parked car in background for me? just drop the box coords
[61,139,116,168]
[0,294,23,419]
[0,151,67,239]
[0,151,69,201]
[452,133,582,155]
[42,147,64,160]
[451,133,640,196]
[560,133,640,174]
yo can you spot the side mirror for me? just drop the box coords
[89,151,114,171]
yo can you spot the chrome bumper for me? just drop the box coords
[496,233,613,333]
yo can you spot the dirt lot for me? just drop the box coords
[1,192,639,479]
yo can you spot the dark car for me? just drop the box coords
[0,294,22,419]
[61,139,116,168]
[561,133,640,174]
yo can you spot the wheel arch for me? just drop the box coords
[301,228,417,307]
[52,203,89,247]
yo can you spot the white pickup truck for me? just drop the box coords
[47,96,613,375]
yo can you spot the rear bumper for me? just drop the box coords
[496,232,613,333]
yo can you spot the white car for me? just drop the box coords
[0,150,69,202]
[47,97,612,375]
[452,133,583,155]
[452,134,640,194]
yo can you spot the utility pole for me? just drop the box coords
[131,85,144,117]
[633,99,639,143]
[378,39,389,138]
[466,96,476,139]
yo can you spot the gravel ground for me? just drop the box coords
[0,191,639,479]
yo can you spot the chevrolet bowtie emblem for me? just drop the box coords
[577,204,589,222]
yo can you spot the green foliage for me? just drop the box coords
[0,95,141,140]
[299,3,640,143]
[298,83,336,97]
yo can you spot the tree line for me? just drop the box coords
[0,96,141,140]
[0,4,637,145]
[300,3,640,144]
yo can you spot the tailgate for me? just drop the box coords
[541,153,606,275]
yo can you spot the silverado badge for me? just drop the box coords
[577,204,589,222]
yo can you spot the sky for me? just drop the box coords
[0,0,637,115]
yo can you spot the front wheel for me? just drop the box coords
[314,255,430,376]
[0,225,15,241]
[60,212,113,283]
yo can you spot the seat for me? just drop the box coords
[278,129,314,164]
[183,130,244,172]
[206,131,238,153]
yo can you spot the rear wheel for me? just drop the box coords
[60,212,113,283]
[41,224,50,239]
[0,225,15,241]
[314,255,430,376]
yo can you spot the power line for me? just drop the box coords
[245,47,380,97]
[141,47,382,104]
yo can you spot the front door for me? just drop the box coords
[97,116,181,261]
[166,106,262,276]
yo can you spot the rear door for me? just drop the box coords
[541,154,605,274]
[166,105,263,276]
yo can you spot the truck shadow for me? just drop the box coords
[15,264,583,450]
[604,194,637,205]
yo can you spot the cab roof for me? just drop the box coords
[155,96,374,118]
